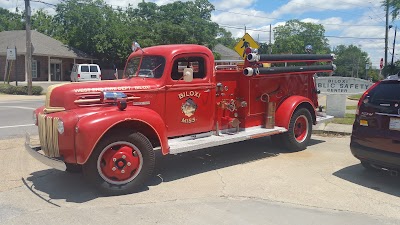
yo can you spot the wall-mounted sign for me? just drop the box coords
[6,48,16,61]
[315,77,373,94]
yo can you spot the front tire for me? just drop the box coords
[282,108,312,151]
[83,132,155,195]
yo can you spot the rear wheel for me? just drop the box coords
[83,132,155,195]
[282,108,312,151]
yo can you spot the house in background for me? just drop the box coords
[212,44,242,60]
[0,30,95,82]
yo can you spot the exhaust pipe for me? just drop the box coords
[243,67,259,76]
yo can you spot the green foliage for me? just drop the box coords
[333,45,370,78]
[31,9,56,36]
[0,8,24,31]
[0,84,43,95]
[385,0,400,20]
[368,69,381,82]
[273,19,330,54]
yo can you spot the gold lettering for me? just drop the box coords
[178,91,201,99]
[181,117,196,124]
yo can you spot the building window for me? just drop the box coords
[32,60,38,78]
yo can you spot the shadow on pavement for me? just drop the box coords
[25,137,325,203]
[148,137,325,185]
[333,164,400,197]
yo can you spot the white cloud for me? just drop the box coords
[212,0,256,10]
[271,0,382,18]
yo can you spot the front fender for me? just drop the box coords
[275,96,316,129]
[75,107,168,164]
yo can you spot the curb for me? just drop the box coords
[312,129,351,136]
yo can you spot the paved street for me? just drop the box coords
[1,135,399,224]
[0,98,43,139]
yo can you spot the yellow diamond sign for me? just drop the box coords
[234,33,260,59]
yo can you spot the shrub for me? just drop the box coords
[0,84,43,95]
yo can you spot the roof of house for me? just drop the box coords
[0,30,95,59]
[213,44,242,60]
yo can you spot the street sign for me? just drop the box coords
[234,33,260,59]
[6,48,16,61]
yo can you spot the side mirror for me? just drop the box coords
[183,68,193,82]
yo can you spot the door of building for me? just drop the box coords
[50,63,62,81]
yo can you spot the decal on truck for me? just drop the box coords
[73,86,151,93]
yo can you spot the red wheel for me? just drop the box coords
[98,141,143,185]
[84,132,155,195]
[282,108,312,151]
[293,115,309,143]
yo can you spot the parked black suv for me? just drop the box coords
[350,75,400,174]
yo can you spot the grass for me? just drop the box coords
[348,94,362,101]
[346,105,357,110]
[331,113,356,125]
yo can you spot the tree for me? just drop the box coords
[0,7,24,32]
[215,28,236,48]
[54,0,135,66]
[333,45,370,78]
[385,0,400,20]
[273,19,330,54]
[31,9,55,36]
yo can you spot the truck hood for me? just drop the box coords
[44,79,160,112]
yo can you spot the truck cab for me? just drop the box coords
[25,44,334,195]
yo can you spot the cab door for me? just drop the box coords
[165,54,215,137]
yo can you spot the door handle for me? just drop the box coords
[204,89,210,93]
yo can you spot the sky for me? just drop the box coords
[1,0,398,68]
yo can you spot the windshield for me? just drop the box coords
[125,56,165,78]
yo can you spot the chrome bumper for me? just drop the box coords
[24,133,66,171]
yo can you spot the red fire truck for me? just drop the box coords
[26,44,334,194]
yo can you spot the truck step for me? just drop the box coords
[169,126,287,155]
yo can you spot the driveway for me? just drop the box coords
[0,135,399,224]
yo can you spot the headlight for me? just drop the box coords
[57,120,64,134]
[33,112,37,125]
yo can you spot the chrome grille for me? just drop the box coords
[38,114,60,157]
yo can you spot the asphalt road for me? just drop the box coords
[1,135,399,224]
[0,99,43,139]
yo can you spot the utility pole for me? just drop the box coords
[385,0,389,67]
[392,26,397,66]
[269,24,272,54]
[25,0,32,95]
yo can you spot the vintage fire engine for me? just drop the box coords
[25,44,334,194]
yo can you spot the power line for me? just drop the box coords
[30,0,56,7]
[214,8,384,28]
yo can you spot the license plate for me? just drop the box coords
[360,120,368,126]
[389,117,400,131]
[91,75,97,78]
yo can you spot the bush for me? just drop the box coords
[0,84,43,95]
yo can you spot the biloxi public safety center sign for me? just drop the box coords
[315,77,373,94]
[315,77,373,117]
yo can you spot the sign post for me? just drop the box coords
[6,47,17,85]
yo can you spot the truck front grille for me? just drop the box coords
[38,114,60,157]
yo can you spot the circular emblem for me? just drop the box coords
[181,98,197,117]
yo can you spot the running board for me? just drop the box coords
[169,126,287,155]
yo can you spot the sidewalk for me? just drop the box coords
[313,123,352,135]
[0,94,45,102]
